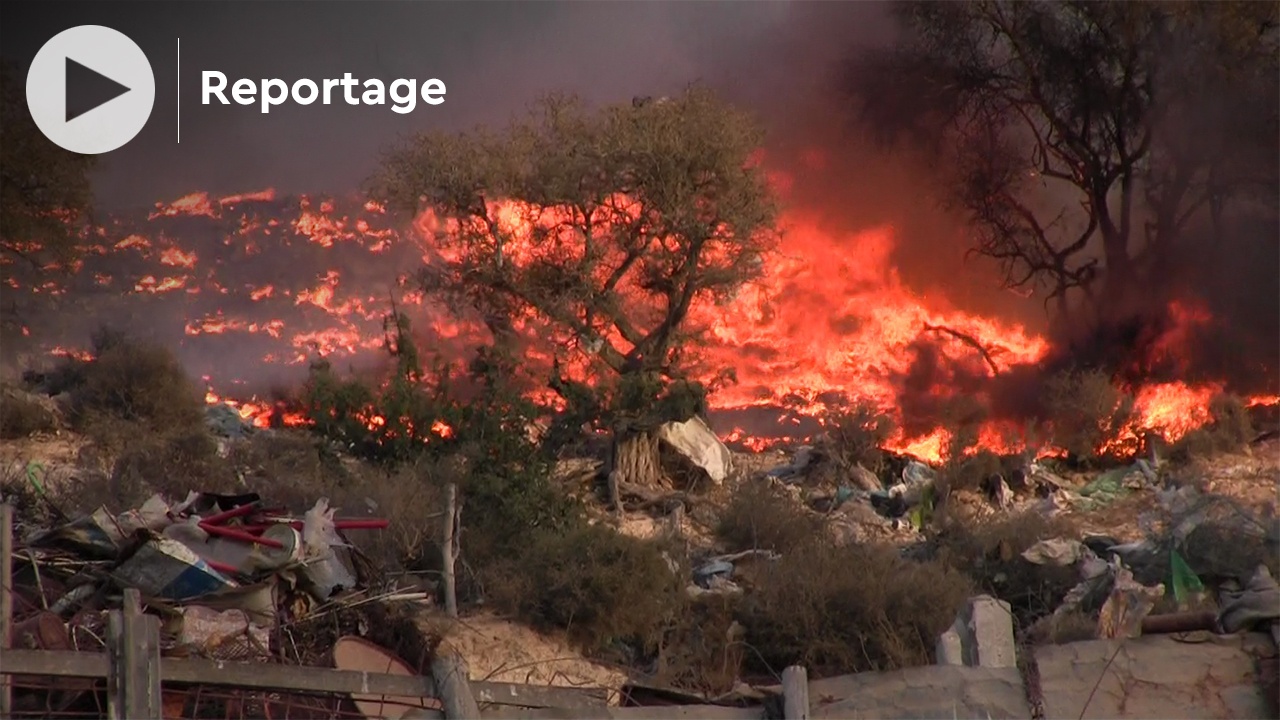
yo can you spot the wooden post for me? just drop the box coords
[1,503,13,718]
[107,588,161,719]
[781,665,809,720]
[431,643,480,719]
[441,482,460,618]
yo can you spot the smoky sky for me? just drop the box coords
[1,0,1043,333]
[1,1,801,209]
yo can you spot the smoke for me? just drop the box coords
[3,2,1274,416]
[704,4,1040,329]
[742,5,1278,400]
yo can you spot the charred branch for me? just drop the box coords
[924,323,1002,377]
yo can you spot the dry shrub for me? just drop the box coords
[932,511,1077,628]
[815,401,897,475]
[1043,368,1134,462]
[349,463,442,571]
[655,595,744,696]
[108,426,235,508]
[935,449,1005,502]
[938,394,991,460]
[739,539,973,676]
[1171,393,1255,460]
[71,332,205,435]
[1181,516,1279,585]
[285,597,440,671]
[716,481,824,554]
[1024,610,1099,646]
[0,386,60,439]
[227,431,352,505]
[484,523,683,654]
[0,464,59,527]
[228,431,442,571]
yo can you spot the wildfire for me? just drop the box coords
[134,275,188,293]
[8,185,1276,464]
[159,247,199,268]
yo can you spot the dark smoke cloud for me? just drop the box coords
[0,2,786,209]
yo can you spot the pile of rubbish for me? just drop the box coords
[3,491,422,666]
[751,439,1280,638]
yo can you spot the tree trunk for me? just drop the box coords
[611,429,663,487]
[441,482,460,618]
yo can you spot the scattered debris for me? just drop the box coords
[763,446,816,482]
[657,416,733,484]
[1217,564,1280,634]
[9,489,394,663]
[1096,562,1164,639]
[204,402,256,439]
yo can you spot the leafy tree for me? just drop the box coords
[370,87,779,486]
[848,2,1278,334]
[0,60,96,267]
[302,309,578,615]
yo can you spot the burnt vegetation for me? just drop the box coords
[1,10,1278,697]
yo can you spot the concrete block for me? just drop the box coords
[1034,632,1275,719]
[936,620,965,666]
[808,665,1031,719]
[965,595,1016,669]
[936,594,1017,669]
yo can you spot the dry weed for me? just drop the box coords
[716,481,824,554]
[739,539,973,676]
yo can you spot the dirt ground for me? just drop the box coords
[431,613,629,703]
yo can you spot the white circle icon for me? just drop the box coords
[25,25,156,155]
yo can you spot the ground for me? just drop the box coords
[2,381,1277,698]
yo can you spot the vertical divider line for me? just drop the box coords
[177,37,180,144]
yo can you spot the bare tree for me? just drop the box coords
[849,1,1278,331]
[371,87,779,486]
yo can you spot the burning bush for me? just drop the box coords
[738,539,973,676]
[814,401,897,476]
[1043,368,1135,462]
[483,523,683,654]
[716,481,825,554]
[1170,393,1256,460]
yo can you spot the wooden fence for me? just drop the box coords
[0,504,801,720]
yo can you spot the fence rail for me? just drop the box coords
[0,503,790,720]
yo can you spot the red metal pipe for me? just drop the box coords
[203,558,242,576]
[199,502,260,526]
[240,519,390,532]
[199,522,285,548]
[333,519,389,530]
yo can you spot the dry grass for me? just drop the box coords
[716,481,824,554]
[738,539,974,677]
[483,523,684,655]
[0,386,60,439]
[932,510,1079,630]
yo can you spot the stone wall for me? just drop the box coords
[793,596,1277,720]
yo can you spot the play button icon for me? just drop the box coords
[65,57,133,123]
[26,25,155,154]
